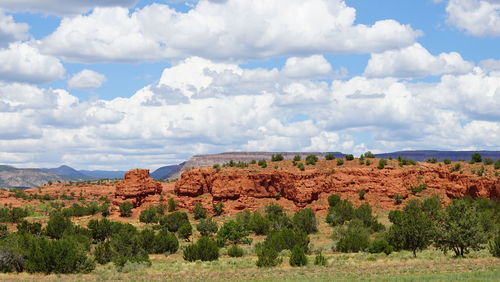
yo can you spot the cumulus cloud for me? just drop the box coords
[445,0,500,37]
[0,0,138,16]
[0,10,29,47]
[0,42,65,84]
[283,55,334,79]
[68,69,106,89]
[364,43,474,78]
[40,0,420,62]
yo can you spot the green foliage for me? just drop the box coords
[325,153,335,160]
[88,218,112,242]
[139,229,156,253]
[436,198,487,257]
[0,224,8,239]
[153,228,179,254]
[336,159,344,166]
[0,243,24,273]
[167,198,177,212]
[248,211,270,235]
[139,206,158,224]
[212,202,224,216]
[196,218,218,237]
[213,164,221,172]
[236,210,251,229]
[314,253,327,266]
[159,211,189,232]
[256,243,281,267]
[297,162,305,171]
[443,158,451,165]
[0,207,29,223]
[289,245,308,267]
[178,223,192,241]
[358,190,367,200]
[101,203,110,217]
[183,237,219,262]
[265,203,292,231]
[227,245,244,257]
[119,202,133,217]
[377,159,387,169]
[366,159,371,166]
[328,194,341,207]
[353,203,384,232]
[387,200,434,257]
[495,159,500,170]
[336,220,370,252]
[426,157,438,164]
[217,220,250,245]
[397,156,416,166]
[271,154,284,162]
[306,155,318,165]
[489,228,500,257]
[293,155,301,161]
[409,183,428,195]
[45,213,73,239]
[345,154,354,161]
[450,163,461,172]
[94,241,113,265]
[264,228,309,252]
[193,202,207,220]
[61,202,100,217]
[258,160,267,168]
[471,153,482,163]
[16,221,41,236]
[368,237,393,255]
[109,224,150,269]
[483,158,494,165]
[364,151,375,158]
[250,160,257,164]
[293,208,317,234]
[393,194,404,205]
[326,199,354,226]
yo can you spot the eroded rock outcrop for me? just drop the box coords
[114,169,162,207]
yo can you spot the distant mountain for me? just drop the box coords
[80,170,125,179]
[0,165,62,189]
[151,163,185,180]
[41,165,90,181]
[375,150,500,162]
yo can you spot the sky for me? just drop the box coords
[0,0,499,171]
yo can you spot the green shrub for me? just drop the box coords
[366,159,371,166]
[236,210,251,229]
[0,224,8,239]
[297,162,305,171]
[450,163,461,172]
[293,208,317,234]
[45,214,73,239]
[325,153,335,160]
[212,203,224,216]
[250,160,257,164]
[336,220,370,253]
[443,158,451,165]
[377,159,387,170]
[183,237,219,262]
[495,160,500,170]
[271,154,284,162]
[345,154,354,161]
[139,229,156,254]
[326,199,354,226]
[178,223,192,241]
[364,151,375,158]
[16,221,41,236]
[94,241,113,265]
[101,203,110,217]
[314,252,327,266]
[0,244,24,273]
[227,245,244,257]
[159,211,189,232]
[368,238,393,255]
[248,211,270,235]
[353,203,384,232]
[193,202,207,220]
[217,221,250,245]
[153,228,179,254]
[426,158,438,164]
[258,160,267,168]
[264,228,309,252]
[289,245,308,267]
[305,155,318,165]
[393,194,403,205]
[293,155,301,161]
[265,203,292,231]
[213,164,221,172]
[489,229,500,257]
[471,153,482,163]
[409,183,427,195]
[336,159,344,166]
[87,218,112,243]
[167,198,176,212]
[139,207,158,224]
[328,194,341,207]
[358,190,367,200]
[197,218,218,237]
[119,202,133,217]
[256,243,281,267]
[398,156,416,166]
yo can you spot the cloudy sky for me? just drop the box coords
[0,0,499,170]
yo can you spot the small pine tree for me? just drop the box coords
[94,241,113,265]
[314,252,327,266]
[489,228,500,258]
[167,198,176,212]
[119,202,133,217]
[256,243,281,267]
[289,245,308,267]
[178,223,193,241]
[197,218,218,237]
[193,202,207,220]
[325,153,335,160]
[327,194,341,207]
[212,203,224,216]
[227,245,244,257]
[345,154,354,161]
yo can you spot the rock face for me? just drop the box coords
[114,169,162,207]
[175,162,500,210]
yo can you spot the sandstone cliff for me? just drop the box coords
[114,169,162,207]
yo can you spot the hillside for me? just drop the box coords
[0,165,63,188]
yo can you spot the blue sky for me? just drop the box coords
[0,0,499,170]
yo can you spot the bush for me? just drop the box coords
[305,155,318,165]
[197,218,218,237]
[139,207,158,224]
[119,202,133,217]
[213,164,221,172]
[297,162,305,171]
[101,203,110,217]
[326,199,354,226]
[94,241,113,265]
[264,228,309,252]
[109,224,150,269]
[489,229,500,257]
[336,159,344,166]
[88,218,113,242]
[393,194,403,205]
[183,237,219,262]
[443,158,451,165]
[236,210,251,229]
[256,243,281,267]
[217,221,250,245]
[426,158,438,164]
[271,154,284,162]
[345,154,354,161]
[293,155,301,161]
[450,163,461,172]
[265,203,292,231]
[212,202,224,216]
[336,220,370,252]
[167,198,176,212]
[193,202,207,220]
[314,253,327,266]
[471,153,482,163]
[0,224,8,239]
[377,159,387,170]
[45,213,73,239]
[139,229,156,253]
[17,221,41,236]
[289,245,308,267]
[353,203,383,232]
[178,223,192,241]
[293,208,317,234]
[160,211,188,232]
[153,228,179,254]
[358,190,367,200]
[409,183,427,195]
[227,245,244,257]
[368,238,393,255]
[364,151,375,158]
[325,153,335,160]
[258,160,267,168]
[328,194,341,207]
[366,159,371,166]
[495,159,500,170]
[249,212,270,235]
[0,244,24,273]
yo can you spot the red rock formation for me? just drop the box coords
[175,162,500,210]
[114,169,162,207]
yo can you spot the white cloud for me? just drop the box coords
[283,55,333,79]
[0,42,65,83]
[0,10,29,47]
[446,0,500,37]
[0,0,138,16]
[40,0,420,62]
[364,43,474,78]
[480,59,500,72]
[68,69,106,89]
